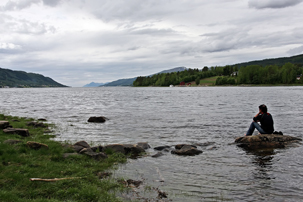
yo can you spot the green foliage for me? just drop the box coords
[237,62,302,85]
[0,114,126,202]
[0,68,67,88]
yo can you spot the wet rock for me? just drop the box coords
[27,141,49,150]
[152,152,164,158]
[171,145,203,156]
[104,144,145,155]
[4,139,23,145]
[27,121,47,128]
[74,141,90,148]
[137,142,151,150]
[154,145,171,151]
[38,118,47,121]
[235,134,302,149]
[126,179,143,187]
[3,128,30,137]
[87,116,107,123]
[125,144,145,155]
[0,121,10,129]
[157,189,168,199]
[175,144,197,150]
[104,144,126,154]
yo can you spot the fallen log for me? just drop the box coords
[30,177,82,182]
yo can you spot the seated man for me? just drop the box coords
[245,104,274,136]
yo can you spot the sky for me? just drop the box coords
[1,0,303,87]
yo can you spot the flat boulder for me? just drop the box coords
[235,134,302,149]
[87,116,107,123]
[171,144,203,156]
[27,141,49,150]
[3,128,30,137]
[0,121,10,129]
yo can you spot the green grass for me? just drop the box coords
[199,76,218,85]
[0,114,127,202]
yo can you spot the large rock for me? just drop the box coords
[104,144,145,155]
[235,134,302,149]
[171,145,203,156]
[0,121,10,129]
[74,141,90,148]
[3,128,30,137]
[27,141,49,150]
[137,142,151,150]
[87,116,107,123]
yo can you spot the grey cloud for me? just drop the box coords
[87,0,202,22]
[42,0,61,7]
[1,0,40,11]
[248,0,303,9]
[287,45,303,55]
[0,14,56,35]
[1,0,61,10]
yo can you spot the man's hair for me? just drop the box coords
[259,104,267,113]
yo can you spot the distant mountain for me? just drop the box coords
[103,67,187,86]
[83,82,109,87]
[233,54,303,67]
[0,67,67,88]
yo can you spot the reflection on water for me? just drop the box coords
[0,87,303,201]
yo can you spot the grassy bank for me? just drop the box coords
[0,114,127,202]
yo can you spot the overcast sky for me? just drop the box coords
[1,0,303,87]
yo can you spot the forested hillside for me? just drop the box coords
[133,66,229,86]
[233,54,303,68]
[133,54,303,86]
[0,68,67,87]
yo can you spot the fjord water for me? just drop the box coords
[1,87,303,201]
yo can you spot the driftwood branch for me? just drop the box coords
[30,177,82,182]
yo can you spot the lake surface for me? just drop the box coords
[1,87,303,201]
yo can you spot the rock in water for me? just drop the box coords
[171,144,203,156]
[87,116,107,123]
[235,134,302,149]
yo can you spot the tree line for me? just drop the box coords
[133,66,237,86]
[216,62,303,85]
[133,62,303,86]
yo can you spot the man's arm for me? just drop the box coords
[253,112,261,122]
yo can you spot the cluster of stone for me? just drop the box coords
[63,141,150,161]
[1,120,50,149]
[1,120,30,137]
